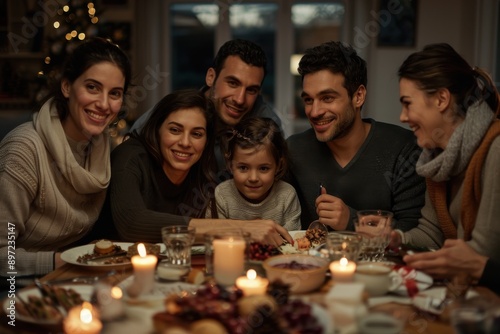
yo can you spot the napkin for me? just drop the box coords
[394,265,420,297]
[325,283,367,333]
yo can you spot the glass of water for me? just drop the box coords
[159,225,196,280]
[354,210,393,261]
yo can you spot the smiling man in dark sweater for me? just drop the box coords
[287,41,425,231]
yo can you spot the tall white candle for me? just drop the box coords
[213,237,246,286]
[131,243,158,295]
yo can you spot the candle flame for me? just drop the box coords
[137,243,146,257]
[80,302,93,323]
[340,257,348,267]
[111,286,123,299]
[246,269,257,280]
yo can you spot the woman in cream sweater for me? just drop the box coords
[0,37,132,283]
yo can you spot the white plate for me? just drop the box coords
[392,267,433,296]
[61,242,134,270]
[3,284,92,325]
[118,275,200,304]
[412,287,479,315]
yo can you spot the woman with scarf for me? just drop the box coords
[0,37,132,284]
[391,43,500,286]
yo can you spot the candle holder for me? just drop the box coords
[92,282,125,321]
[326,231,363,262]
[205,230,250,286]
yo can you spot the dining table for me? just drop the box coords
[1,250,498,334]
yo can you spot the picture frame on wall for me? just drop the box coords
[377,0,418,47]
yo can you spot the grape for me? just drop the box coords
[249,242,281,261]
[164,283,323,334]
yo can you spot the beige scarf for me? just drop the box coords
[33,98,111,193]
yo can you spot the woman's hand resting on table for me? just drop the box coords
[402,239,488,280]
[240,220,293,246]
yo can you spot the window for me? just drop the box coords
[170,4,217,91]
[167,1,345,136]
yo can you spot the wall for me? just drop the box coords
[364,0,480,127]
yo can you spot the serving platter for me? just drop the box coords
[3,284,92,325]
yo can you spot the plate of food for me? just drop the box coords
[60,240,162,269]
[152,282,333,333]
[249,230,328,262]
[3,284,91,325]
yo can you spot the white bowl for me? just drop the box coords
[262,254,329,293]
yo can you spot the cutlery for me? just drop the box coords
[40,270,117,285]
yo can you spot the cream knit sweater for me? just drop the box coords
[0,99,110,280]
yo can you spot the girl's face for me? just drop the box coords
[61,61,125,141]
[159,107,207,184]
[399,78,451,150]
[230,144,278,204]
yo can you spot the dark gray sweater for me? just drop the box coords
[287,119,425,231]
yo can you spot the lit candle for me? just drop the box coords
[236,269,269,296]
[329,257,356,282]
[213,237,246,286]
[63,301,102,334]
[94,282,124,321]
[130,243,158,295]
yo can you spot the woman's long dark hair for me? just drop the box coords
[398,43,499,117]
[48,37,132,120]
[132,89,217,218]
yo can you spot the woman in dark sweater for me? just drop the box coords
[96,89,291,246]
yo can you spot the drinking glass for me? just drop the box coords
[450,307,490,334]
[160,225,196,275]
[354,210,393,261]
[326,231,363,262]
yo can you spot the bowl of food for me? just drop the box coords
[262,254,329,294]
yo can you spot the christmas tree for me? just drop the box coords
[36,0,104,103]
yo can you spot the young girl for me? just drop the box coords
[214,117,301,230]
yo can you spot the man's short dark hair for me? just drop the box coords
[298,41,367,98]
[212,39,267,78]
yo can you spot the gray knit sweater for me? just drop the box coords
[214,180,301,231]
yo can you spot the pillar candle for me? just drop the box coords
[63,301,102,334]
[213,237,246,286]
[236,269,269,296]
[131,243,158,295]
[329,257,356,282]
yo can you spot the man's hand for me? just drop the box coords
[315,186,350,230]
